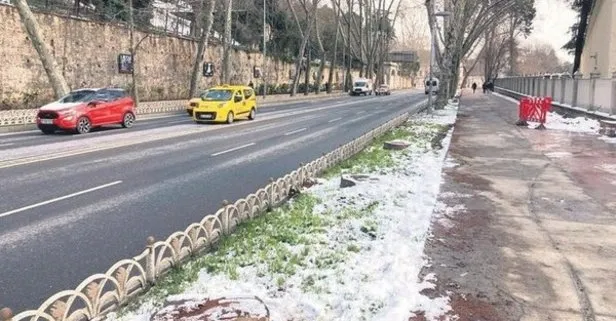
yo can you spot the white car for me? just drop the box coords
[376,84,391,96]
[350,78,374,96]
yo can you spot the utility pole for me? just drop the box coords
[262,0,267,98]
[222,0,233,84]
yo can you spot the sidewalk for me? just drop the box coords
[414,91,616,320]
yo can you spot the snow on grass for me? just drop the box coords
[109,105,459,321]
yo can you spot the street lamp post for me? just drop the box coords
[427,10,452,113]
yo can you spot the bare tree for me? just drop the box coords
[314,11,327,94]
[326,0,342,93]
[221,0,233,84]
[14,0,70,99]
[426,0,525,108]
[189,0,218,98]
[287,0,319,96]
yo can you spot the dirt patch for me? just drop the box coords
[447,171,492,191]
[409,294,505,321]
[150,297,270,321]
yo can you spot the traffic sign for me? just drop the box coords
[203,63,214,77]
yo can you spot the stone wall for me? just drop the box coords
[0,4,413,109]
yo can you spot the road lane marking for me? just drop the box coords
[0,95,423,168]
[328,117,342,123]
[211,143,256,156]
[167,120,192,125]
[0,180,123,219]
[0,143,15,147]
[284,127,307,136]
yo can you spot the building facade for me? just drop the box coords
[580,0,616,77]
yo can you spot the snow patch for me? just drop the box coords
[528,112,600,133]
[109,105,458,321]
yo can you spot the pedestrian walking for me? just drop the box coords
[472,82,477,93]
[482,83,487,94]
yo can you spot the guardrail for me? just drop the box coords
[0,101,426,321]
[0,91,348,127]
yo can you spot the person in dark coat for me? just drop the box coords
[482,82,487,94]
[471,82,477,93]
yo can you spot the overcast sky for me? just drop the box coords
[519,0,578,62]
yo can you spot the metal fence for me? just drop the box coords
[494,74,616,116]
[0,102,426,321]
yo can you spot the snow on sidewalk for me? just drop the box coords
[109,105,459,321]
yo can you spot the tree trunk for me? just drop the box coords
[358,0,364,77]
[290,21,315,96]
[314,12,326,95]
[345,0,352,91]
[189,0,217,98]
[222,0,233,84]
[128,0,140,106]
[304,49,311,95]
[327,11,340,93]
[14,0,70,99]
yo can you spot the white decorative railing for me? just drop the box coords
[0,102,426,321]
[494,74,616,116]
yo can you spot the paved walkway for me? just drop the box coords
[415,91,616,321]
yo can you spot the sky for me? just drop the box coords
[396,0,578,63]
[521,0,578,62]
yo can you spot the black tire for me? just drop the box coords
[121,112,135,128]
[248,108,256,120]
[76,116,91,134]
[41,128,54,135]
[226,112,234,124]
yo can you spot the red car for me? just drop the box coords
[36,88,136,134]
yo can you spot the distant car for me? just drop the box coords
[187,90,208,116]
[375,84,391,96]
[190,85,257,124]
[36,88,136,134]
[350,78,374,96]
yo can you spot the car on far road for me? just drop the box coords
[187,89,208,116]
[36,88,136,135]
[191,85,257,124]
[375,84,391,96]
[350,78,374,96]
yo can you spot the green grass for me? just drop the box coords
[116,118,451,317]
[118,193,383,314]
[323,121,451,177]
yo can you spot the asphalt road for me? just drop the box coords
[0,90,426,312]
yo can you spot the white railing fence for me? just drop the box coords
[0,102,426,321]
[494,73,616,116]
